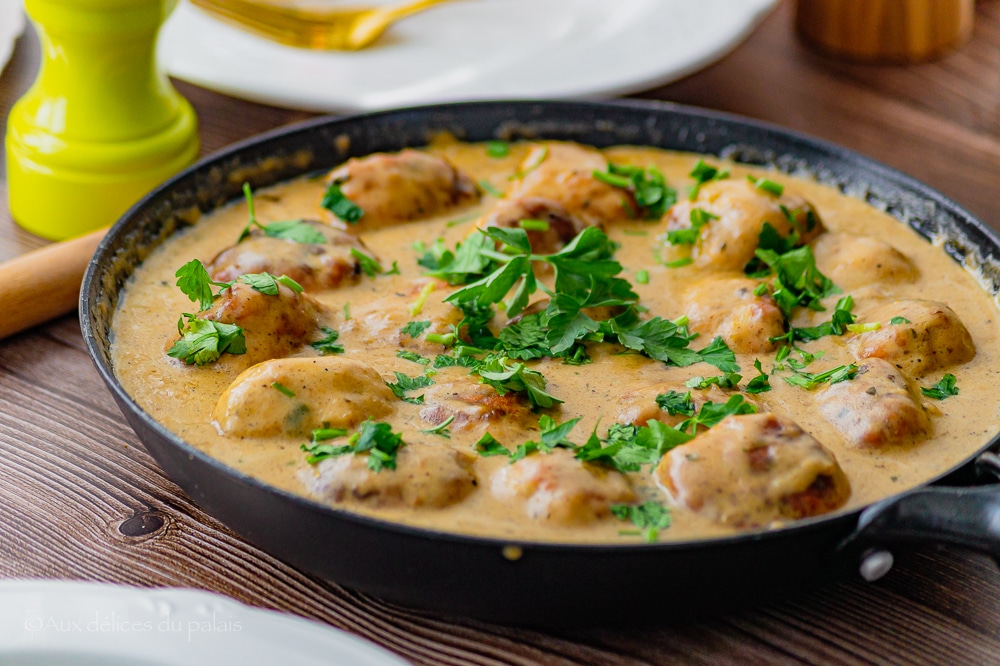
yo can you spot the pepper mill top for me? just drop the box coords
[6,0,199,240]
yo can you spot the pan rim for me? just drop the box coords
[81,98,1000,555]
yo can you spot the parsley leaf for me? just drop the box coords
[677,394,757,435]
[321,182,364,224]
[611,501,671,542]
[397,350,430,365]
[474,352,562,410]
[175,259,230,311]
[385,372,434,404]
[300,421,406,472]
[257,219,326,244]
[167,314,246,365]
[595,163,677,219]
[747,175,784,196]
[420,415,454,438]
[890,316,911,325]
[310,326,344,355]
[787,295,856,342]
[474,432,510,457]
[696,336,739,373]
[922,374,959,400]
[299,427,352,464]
[685,373,742,390]
[745,359,771,394]
[486,140,510,158]
[755,244,840,317]
[666,208,716,246]
[783,363,858,390]
[575,420,691,473]
[239,272,303,295]
[351,248,383,277]
[401,320,432,338]
[655,391,695,416]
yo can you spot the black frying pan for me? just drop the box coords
[81,100,1000,624]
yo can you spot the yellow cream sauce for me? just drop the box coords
[111,142,1000,543]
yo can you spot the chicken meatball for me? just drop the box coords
[818,358,931,448]
[656,413,850,527]
[326,149,478,228]
[663,179,824,271]
[682,277,786,354]
[207,222,377,291]
[476,197,592,254]
[811,233,918,292]
[419,376,531,433]
[492,448,636,526]
[182,281,320,369]
[849,300,975,377]
[213,356,394,437]
[507,143,637,226]
[301,444,477,509]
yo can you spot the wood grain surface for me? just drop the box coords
[2,1,1000,663]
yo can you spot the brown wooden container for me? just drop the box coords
[796,0,974,63]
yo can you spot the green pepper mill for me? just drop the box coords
[6,0,199,240]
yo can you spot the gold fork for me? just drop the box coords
[188,0,452,50]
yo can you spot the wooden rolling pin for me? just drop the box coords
[0,227,108,340]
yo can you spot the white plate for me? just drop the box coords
[0,580,409,666]
[159,0,778,112]
[0,3,25,76]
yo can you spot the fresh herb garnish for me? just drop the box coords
[474,432,510,457]
[385,371,434,404]
[666,208,716,246]
[676,394,757,435]
[271,382,296,398]
[684,373,742,390]
[474,352,562,410]
[745,359,771,394]
[401,320,432,338]
[635,269,650,285]
[239,272,303,295]
[655,391,695,416]
[747,175,784,196]
[175,259,231,311]
[611,501,671,542]
[254,219,327,244]
[167,315,246,365]
[783,364,858,390]
[688,160,730,200]
[310,327,344,355]
[486,140,510,158]
[420,415,455,438]
[350,248,383,277]
[593,163,677,219]
[396,350,431,365]
[785,295,856,342]
[889,316,912,325]
[301,421,405,472]
[575,420,691,473]
[478,180,505,198]
[321,182,364,224]
[754,244,840,317]
[922,374,959,400]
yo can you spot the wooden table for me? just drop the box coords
[2,1,999,662]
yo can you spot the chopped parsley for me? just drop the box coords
[666,208,716,246]
[783,295,856,342]
[754,244,840,317]
[519,218,550,232]
[396,350,431,365]
[783,363,858,390]
[655,391,695,416]
[593,163,677,219]
[237,183,327,244]
[635,269,650,285]
[167,315,246,365]
[174,259,231,311]
[486,140,510,158]
[420,415,455,438]
[239,272,303,295]
[575,420,691,472]
[676,394,758,435]
[271,382,295,398]
[401,320,432,338]
[301,421,405,472]
[922,374,959,400]
[474,352,562,410]
[474,432,510,457]
[745,359,771,394]
[350,248,383,277]
[611,501,671,542]
[688,159,730,200]
[311,327,344,355]
[684,373,742,390]
[889,316,912,325]
[321,182,364,224]
[385,371,434,404]
[747,175,784,196]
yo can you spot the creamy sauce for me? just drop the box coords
[111,141,1000,544]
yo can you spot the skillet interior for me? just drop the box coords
[82,100,1000,623]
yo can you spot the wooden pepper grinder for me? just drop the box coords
[5,0,199,240]
[796,0,974,64]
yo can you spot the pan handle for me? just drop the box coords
[839,452,1000,579]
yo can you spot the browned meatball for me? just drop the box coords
[213,357,394,437]
[340,281,463,352]
[188,281,320,369]
[301,444,477,509]
[476,197,592,254]
[656,413,850,528]
[419,377,531,433]
[326,149,478,228]
[507,143,637,226]
[818,358,931,448]
[492,448,636,526]
[663,179,824,271]
[811,233,918,292]
[682,277,786,354]
[849,300,975,377]
[207,222,376,291]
